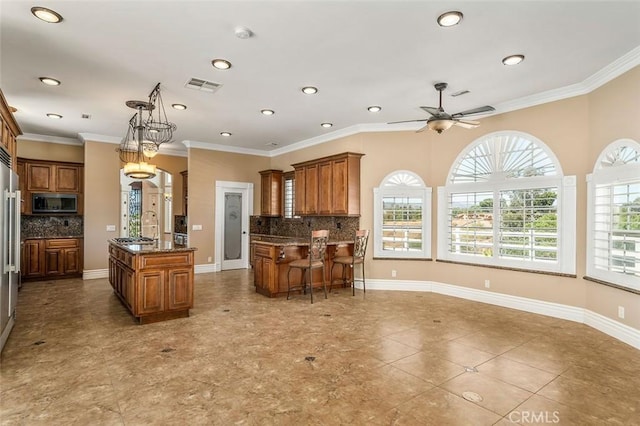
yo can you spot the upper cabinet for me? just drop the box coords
[18,158,84,215]
[292,152,364,216]
[0,88,22,169]
[259,169,283,217]
[180,170,188,216]
[26,161,82,193]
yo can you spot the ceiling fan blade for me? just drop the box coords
[453,119,479,129]
[387,119,428,124]
[451,105,495,118]
[420,106,441,116]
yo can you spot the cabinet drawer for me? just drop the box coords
[254,244,273,258]
[45,238,79,249]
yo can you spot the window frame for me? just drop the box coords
[437,131,576,275]
[373,170,432,259]
[586,139,640,291]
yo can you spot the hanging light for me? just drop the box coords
[117,83,177,179]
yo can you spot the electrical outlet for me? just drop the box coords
[484,279,490,288]
[207,256,212,262]
[391,270,397,278]
[106,225,116,232]
[618,306,625,319]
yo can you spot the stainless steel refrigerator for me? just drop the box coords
[0,147,20,353]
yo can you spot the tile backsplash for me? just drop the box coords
[21,215,83,239]
[250,215,359,241]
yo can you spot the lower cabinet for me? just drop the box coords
[108,243,195,324]
[22,238,82,280]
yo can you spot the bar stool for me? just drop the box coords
[287,230,329,303]
[331,229,369,295]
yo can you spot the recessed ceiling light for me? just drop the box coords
[437,11,463,27]
[321,123,333,128]
[31,7,63,23]
[261,109,275,116]
[39,77,61,86]
[172,103,187,110]
[211,59,232,70]
[367,106,382,112]
[302,86,318,94]
[502,54,525,66]
[47,113,62,119]
[220,132,232,137]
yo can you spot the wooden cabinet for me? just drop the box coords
[44,238,82,277]
[180,170,188,215]
[0,89,22,170]
[259,169,283,216]
[21,239,46,278]
[17,159,84,214]
[108,242,195,324]
[292,152,363,216]
[26,161,82,193]
[21,238,82,280]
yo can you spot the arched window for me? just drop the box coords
[373,170,431,259]
[587,139,640,291]
[438,131,576,274]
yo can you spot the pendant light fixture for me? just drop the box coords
[118,83,176,179]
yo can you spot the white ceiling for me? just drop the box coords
[2,1,639,156]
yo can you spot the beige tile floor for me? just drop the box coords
[1,270,639,425]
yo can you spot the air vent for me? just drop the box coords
[81,114,91,119]
[265,142,279,147]
[451,90,470,97]
[185,78,222,93]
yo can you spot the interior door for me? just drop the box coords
[216,181,253,270]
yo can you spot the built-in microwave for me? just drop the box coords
[32,193,78,213]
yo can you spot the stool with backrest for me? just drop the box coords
[287,229,329,303]
[331,229,369,295]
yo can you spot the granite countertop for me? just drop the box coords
[109,238,197,254]
[22,235,83,241]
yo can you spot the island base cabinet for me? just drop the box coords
[109,243,194,324]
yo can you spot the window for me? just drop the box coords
[374,171,431,258]
[438,131,576,274]
[587,140,640,291]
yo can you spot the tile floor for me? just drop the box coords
[1,270,639,425]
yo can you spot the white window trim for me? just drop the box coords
[373,171,432,259]
[437,131,576,275]
[586,139,640,291]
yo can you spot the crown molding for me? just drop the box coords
[494,45,640,116]
[182,140,271,157]
[78,133,121,145]
[18,133,83,146]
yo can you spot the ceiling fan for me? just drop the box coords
[388,82,495,134]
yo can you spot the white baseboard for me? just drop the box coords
[195,263,218,274]
[83,269,108,280]
[364,279,639,350]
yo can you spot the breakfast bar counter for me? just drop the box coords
[252,239,354,297]
[108,238,197,324]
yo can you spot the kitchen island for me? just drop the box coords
[108,238,196,324]
[252,236,353,297]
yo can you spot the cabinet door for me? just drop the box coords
[318,161,333,215]
[304,164,318,215]
[137,270,165,315]
[260,170,283,216]
[62,247,80,274]
[55,165,81,192]
[294,168,306,216]
[167,268,193,310]
[331,158,349,215]
[123,267,135,310]
[22,240,45,278]
[16,160,26,214]
[27,163,54,192]
[44,249,64,276]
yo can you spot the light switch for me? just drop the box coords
[106,225,116,232]
[192,224,203,231]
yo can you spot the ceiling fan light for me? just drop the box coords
[427,119,454,134]
[437,11,463,27]
[502,54,525,66]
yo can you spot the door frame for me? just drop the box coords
[215,180,253,270]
